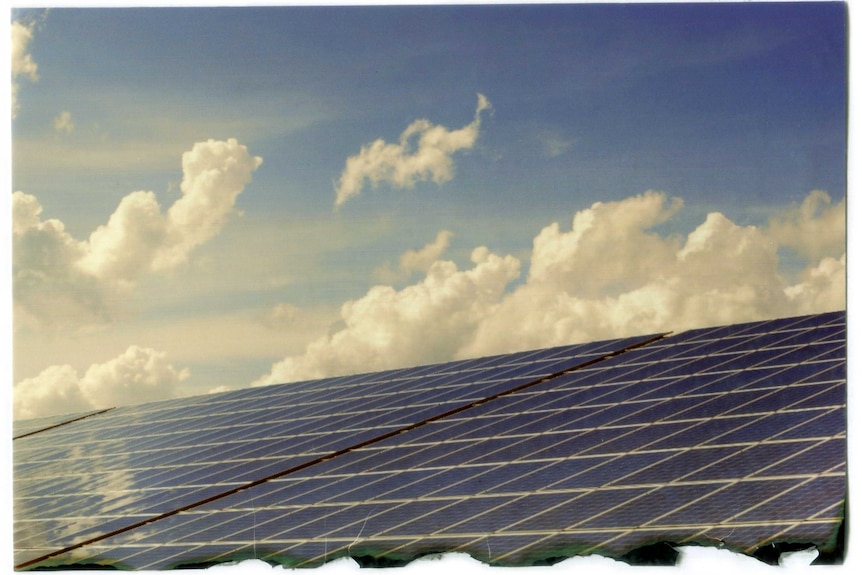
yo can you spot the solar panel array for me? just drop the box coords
[13,311,846,569]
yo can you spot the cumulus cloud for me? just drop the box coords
[13,138,262,327]
[784,254,846,315]
[12,192,111,326]
[11,20,39,118]
[400,230,455,274]
[53,110,74,133]
[334,94,491,207]
[528,191,684,297]
[464,191,844,357]
[767,189,845,260]
[14,346,190,420]
[257,190,845,385]
[374,230,455,283]
[254,246,520,385]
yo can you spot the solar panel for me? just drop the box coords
[13,333,662,568]
[12,407,115,440]
[13,311,845,568]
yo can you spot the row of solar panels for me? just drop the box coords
[13,311,846,568]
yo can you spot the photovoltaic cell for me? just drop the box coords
[13,311,845,569]
[14,334,657,567]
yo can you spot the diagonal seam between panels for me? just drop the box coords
[13,408,117,441]
[15,332,669,570]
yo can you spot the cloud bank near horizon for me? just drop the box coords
[13,346,190,421]
[255,189,845,386]
[14,186,845,419]
[334,94,491,208]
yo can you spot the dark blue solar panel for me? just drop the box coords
[387,418,469,444]
[583,482,720,528]
[545,426,630,455]
[548,451,674,489]
[658,478,805,526]
[12,408,113,439]
[611,396,708,425]
[710,411,825,444]
[453,460,550,494]
[345,499,465,536]
[406,465,496,496]
[730,384,832,414]
[754,438,845,477]
[368,469,454,501]
[576,381,655,405]
[523,488,655,532]
[806,361,847,382]
[736,475,845,522]
[773,326,842,347]
[509,385,610,411]
[441,493,567,534]
[791,382,845,409]
[557,401,658,429]
[612,357,703,381]
[364,443,453,471]
[542,367,620,389]
[216,477,323,507]
[470,434,569,464]
[686,442,816,481]
[458,412,543,438]
[773,407,844,440]
[485,457,610,493]
[13,313,846,569]
[621,446,739,485]
[669,389,774,420]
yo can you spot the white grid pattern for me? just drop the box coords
[13,312,845,568]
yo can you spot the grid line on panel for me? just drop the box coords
[289,442,840,568]
[570,439,841,557]
[338,516,814,566]
[743,498,846,555]
[431,349,840,454]
[314,313,841,565]
[488,415,843,564]
[14,333,668,570]
[679,465,846,549]
[14,312,845,569]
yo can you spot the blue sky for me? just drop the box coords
[10,3,847,417]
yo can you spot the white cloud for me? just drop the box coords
[400,230,455,274]
[767,189,846,260]
[12,366,91,422]
[156,138,264,269]
[11,20,39,119]
[784,254,846,315]
[13,346,189,420]
[254,246,520,385]
[465,191,844,357]
[53,110,74,133]
[258,190,845,385]
[374,230,454,283]
[334,94,491,207]
[13,139,262,327]
[528,191,683,297]
[78,190,168,287]
[536,129,574,158]
[12,191,112,327]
